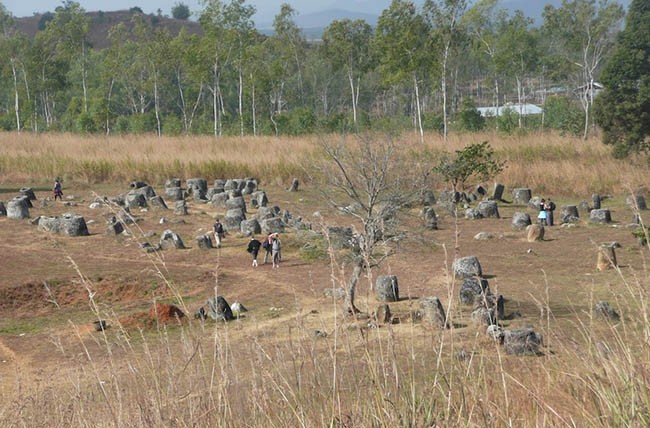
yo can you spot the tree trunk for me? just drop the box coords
[153,73,161,137]
[217,85,225,137]
[348,68,357,130]
[345,259,363,315]
[442,42,450,141]
[105,78,114,135]
[251,76,257,136]
[176,69,188,134]
[188,83,203,134]
[516,75,523,129]
[414,72,424,144]
[81,40,88,113]
[494,77,500,131]
[212,87,218,137]
[10,59,20,131]
[238,64,244,137]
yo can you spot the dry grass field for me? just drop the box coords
[0,131,649,426]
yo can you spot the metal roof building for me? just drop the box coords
[477,103,543,117]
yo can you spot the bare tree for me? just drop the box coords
[314,135,431,314]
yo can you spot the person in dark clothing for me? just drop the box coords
[247,237,262,267]
[213,219,225,248]
[262,233,273,264]
[544,198,556,226]
[53,178,63,201]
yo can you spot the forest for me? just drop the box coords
[0,0,631,140]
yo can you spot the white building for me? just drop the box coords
[477,103,543,117]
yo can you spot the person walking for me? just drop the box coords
[53,178,63,201]
[538,199,548,226]
[263,233,273,264]
[247,237,262,267]
[213,219,225,248]
[271,233,281,268]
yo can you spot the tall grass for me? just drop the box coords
[1,216,649,426]
[1,268,647,425]
[0,133,312,186]
[1,131,649,198]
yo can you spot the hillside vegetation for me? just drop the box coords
[0,0,631,147]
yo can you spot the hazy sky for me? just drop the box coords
[3,0,394,19]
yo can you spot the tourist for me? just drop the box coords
[538,199,548,226]
[263,233,273,264]
[544,198,556,226]
[213,219,225,248]
[272,233,281,268]
[247,237,261,267]
[53,178,63,201]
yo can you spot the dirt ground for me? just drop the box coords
[0,183,646,400]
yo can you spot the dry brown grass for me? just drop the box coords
[1,130,649,198]
[1,131,650,426]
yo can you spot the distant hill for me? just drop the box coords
[13,0,632,47]
[502,0,631,24]
[14,10,202,49]
[257,0,632,38]
[258,8,379,30]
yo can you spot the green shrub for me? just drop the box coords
[544,96,584,136]
[497,108,518,134]
[162,115,183,136]
[77,112,98,134]
[457,98,485,132]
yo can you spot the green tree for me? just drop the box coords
[464,0,505,129]
[132,14,173,136]
[224,0,256,136]
[100,22,130,134]
[169,29,204,135]
[494,10,539,129]
[45,1,91,113]
[594,0,649,157]
[375,0,431,142]
[322,18,374,131]
[171,2,191,20]
[0,4,23,131]
[424,0,468,140]
[433,141,505,192]
[543,0,624,139]
[260,4,307,135]
[29,29,69,129]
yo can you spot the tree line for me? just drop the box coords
[0,0,634,142]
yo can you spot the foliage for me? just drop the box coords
[37,12,54,31]
[543,0,625,139]
[171,3,191,20]
[432,140,505,191]
[457,98,485,132]
[544,95,584,136]
[0,0,634,139]
[594,0,650,158]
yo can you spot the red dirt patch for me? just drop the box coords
[119,303,187,330]
[149,303,186,322]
